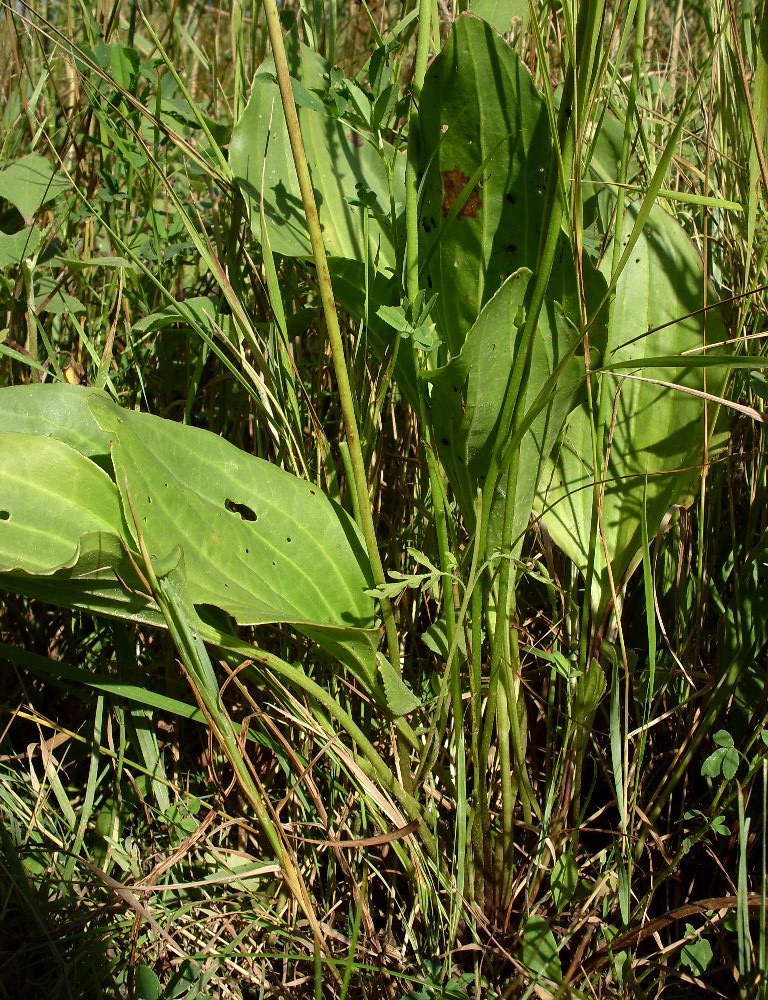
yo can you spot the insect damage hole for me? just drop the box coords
[0,510,9,521]
[225,499,258,521]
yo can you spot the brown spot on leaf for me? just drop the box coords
[441,169,481,219]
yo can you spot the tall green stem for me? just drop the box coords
[260,0,400,675]
[405,0,433,305]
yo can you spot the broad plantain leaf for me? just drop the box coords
[0,385,378,678]
[0,382,112,464]
[230,45,417,408]
[0,420,157,623]
[230,42,403,266]
[0,430,123,575]
[539,203,729,614]
[429,266,587,555]
[469,0,528,35]
[416,14,553,354]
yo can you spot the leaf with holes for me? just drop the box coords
[0,385,378,680]
[416,14,554,354]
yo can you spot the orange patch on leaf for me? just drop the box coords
[441,169,482,219]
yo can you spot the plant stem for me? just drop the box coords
[260,0,400,676]
[405,0,432,305]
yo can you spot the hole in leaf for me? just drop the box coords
[286,537,292,543]
[225,499,258,521]
[505,244,517,254]
[0,510,9,521]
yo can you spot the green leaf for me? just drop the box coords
[521,914,561,986]
[94,42,141,93]
[0,384,378,678]
[469,0,529,35]
[0,153,68,223]
[132,295,220,335]
[551,850,578,913]
[680,924,713,975]
[702,746,731,779]
[35,273,85,315]
[231,44,403,265]
[377,304,411,333]
[0,226,42,269]
[711,815,730,836]
[430,268,585,553]
[87,393,378,677]
[713,729,734,748]
[540,203,729,614]
[134,964,163,1000]
[721,746,740,780]
[572,658,606,756]
[0,431,124,576]
[0,640,205,723]
[0,383,111,462]
[0,410,155,624]
[416,14,553,354]
[53,255,138,272]
[377,654,421,716]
